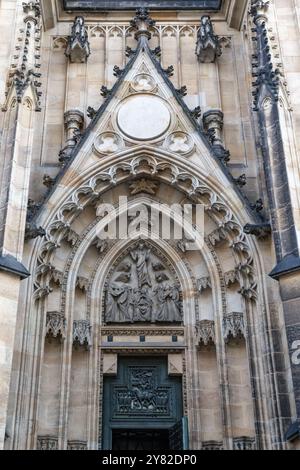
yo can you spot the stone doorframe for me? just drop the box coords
[101,353,185,450]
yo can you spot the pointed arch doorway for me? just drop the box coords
[102,356,186,450]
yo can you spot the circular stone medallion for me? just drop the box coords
[117,94,171,141]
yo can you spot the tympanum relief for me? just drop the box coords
[105,242,182,324]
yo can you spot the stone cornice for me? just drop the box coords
[41,0,248,31]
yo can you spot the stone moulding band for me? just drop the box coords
[63,1,222,11]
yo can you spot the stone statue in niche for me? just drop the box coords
[104,242,183,324]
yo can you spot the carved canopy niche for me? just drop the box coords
[104,241,183,324]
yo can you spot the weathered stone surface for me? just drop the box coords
[1,1,300,452]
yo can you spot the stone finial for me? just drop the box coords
[65,16,90,63]
[22,1,41,17]
[130,8,156,41]
[250,0,270,23]
[196,15,222,63]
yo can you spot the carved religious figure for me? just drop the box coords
[131,286,153,322]
[104,243,183,324]
[155,283,182,322]
[105,283,133,323]
[130,242,152,288]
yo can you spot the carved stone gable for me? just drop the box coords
[104,242,182,324]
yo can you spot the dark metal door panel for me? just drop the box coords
[102,356,184,450]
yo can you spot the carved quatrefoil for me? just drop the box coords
[93,132,123,156]
[165,131,194,155]
[131,73,157,93]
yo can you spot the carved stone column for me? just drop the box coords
[60,109,84,163]
[203,109,224,147]
[203,109,230,164]
[251,0,300,442]
[0,1,42,449]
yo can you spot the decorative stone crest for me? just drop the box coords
[73,320,92,349]
[37,435,58,450]
[196,16,222,63]
[93,132,123,156]
[45,312,66,340]
[105,242,182,324]
[165,132,194,155]
[196,320,216,347]
[223,312,246,343]
[65,16,90,63]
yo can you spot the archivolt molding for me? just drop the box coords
[32,152,258,304]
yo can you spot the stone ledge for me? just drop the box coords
[269,255,300,281]
[0,254,30,279]
[285,421,300,443]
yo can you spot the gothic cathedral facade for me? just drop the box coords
[0,0,300,451]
